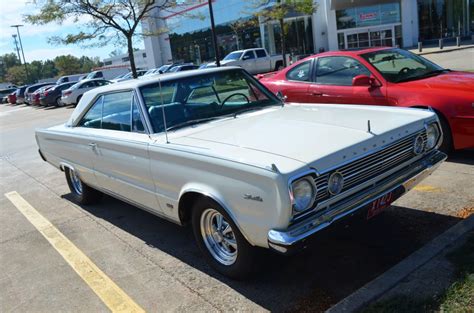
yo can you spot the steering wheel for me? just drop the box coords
[220,93,250,107]
[398,67,411,75]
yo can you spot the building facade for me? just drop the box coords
[143,0,473,68]
[102,49,149,69]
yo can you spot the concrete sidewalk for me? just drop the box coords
[327,213,474,313]
[408,41,474,55]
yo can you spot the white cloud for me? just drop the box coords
[24,46,107,61]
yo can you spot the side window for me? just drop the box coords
[255,49,267,58]
[243,51,255,60]
[315,57,371,86]
[131,97,145,133]
[101,92,133,132]
[286,60,312,82]
[77,96,103,129]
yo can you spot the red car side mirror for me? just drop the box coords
[353,75,381,88]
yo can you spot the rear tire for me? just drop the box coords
[56,97,62,107]
[192,198,259,279]
[65,167,102,205]
[275,61,284,71]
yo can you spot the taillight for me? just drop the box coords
[63,91,72,96]
[44,91,49,97]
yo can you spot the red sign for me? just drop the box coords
[359,12,377,21]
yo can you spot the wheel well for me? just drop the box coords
[178,191,207,226]
[274,60,283,70]
[410,105,453,145]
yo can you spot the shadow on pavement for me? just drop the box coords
[64,193,461,312]
[446,149,474,166]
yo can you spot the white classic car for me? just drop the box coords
[36,67,446,278]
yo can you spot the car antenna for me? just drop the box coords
[367,119,373,134]
[159,78,170,144]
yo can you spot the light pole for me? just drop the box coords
[11,24,29,82]
[12,35,22,65]
[208,0,220,67]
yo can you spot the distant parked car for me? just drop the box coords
[143,64,182,76]
[15,85,28,104]
[61,79,110,106]
[24,83,52,105]
[56,74,85,85]
[40,82,76,107]
[32,85,55,106]
[168,64,199,72]
[8,92,17,104]
[85,68,129,80]
[110,70,147,83]
[0,87,17,103]
[207,48,284,74]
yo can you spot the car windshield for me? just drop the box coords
[223,52,243,61]
[140,69,281,133]
[361,48,445,83]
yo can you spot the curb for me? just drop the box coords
[326,214,474,313]
[412,45,474,56]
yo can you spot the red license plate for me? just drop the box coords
[367,191,394,220]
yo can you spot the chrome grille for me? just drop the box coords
[313,130,427,204]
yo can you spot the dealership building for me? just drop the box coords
[143,0,473,68]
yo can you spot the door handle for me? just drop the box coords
[311,92,323,96]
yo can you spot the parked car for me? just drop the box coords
[167,64,199,72]
[85,68,129,80]
[40,82,76,107]
[8,92,17,104]
[14,85,28,104]
[110,70,148,83]
[143,64,184,76]
[259,47,474,152]
[1,87,17,103]
[24,83,53,105]
[36,67,446,278]
[32,85,55,106]
[61,79,110,106]
[207,48,284,74]
[56,74,86,85]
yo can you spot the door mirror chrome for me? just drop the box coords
[276,91,287,103]
[352,75,381,88]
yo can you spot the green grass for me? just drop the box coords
[362,233,474,313]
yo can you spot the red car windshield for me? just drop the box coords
[361,48,446,83]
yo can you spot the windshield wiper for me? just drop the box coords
[166,117,222,132]
[396,69,449,83]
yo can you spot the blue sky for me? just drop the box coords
[0,0,143,62]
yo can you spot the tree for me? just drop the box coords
[6,66,27,85]
[54,55,82,75]
[229,17,258,50]
[251,0,317,67]
[26,0,176,78]
[0,53,21,82]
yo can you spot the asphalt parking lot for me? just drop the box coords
[1,103,473,312]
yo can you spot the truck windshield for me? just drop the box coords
[223,52,243,61]
[361,48,445,83]
[139,69,281,133]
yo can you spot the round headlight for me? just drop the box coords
[291,178,315,213]
[425,123,440,150]
[328,172,344,195]
[413,134,425,155]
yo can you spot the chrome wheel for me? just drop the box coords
[68,169,83,195]
[200,208,238,265]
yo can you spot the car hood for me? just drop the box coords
[166,104,435,174]
[400,71,474,93]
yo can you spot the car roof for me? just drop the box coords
[301,47,394,62]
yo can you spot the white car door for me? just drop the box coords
[254,49,270,73]
[88,91,161,213]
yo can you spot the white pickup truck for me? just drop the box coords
[208,48,283,74]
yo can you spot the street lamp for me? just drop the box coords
[12,34,22,65]
[207,0,220,67]
[11,24,29,82]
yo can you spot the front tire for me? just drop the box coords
[192,198,258,279]
[65,167,102,205]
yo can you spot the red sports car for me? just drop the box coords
[259,47,474,152]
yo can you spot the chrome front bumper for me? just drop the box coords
[267,150,447,253]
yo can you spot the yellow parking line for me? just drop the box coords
[5,191,145,313]
[413,185,442,192]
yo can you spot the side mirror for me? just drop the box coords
[353,75,381,87]
[276,91,287,102]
